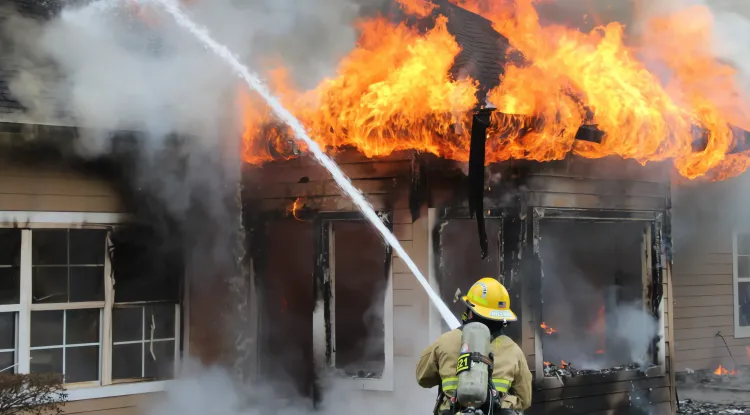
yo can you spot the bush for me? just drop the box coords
[0,373,67,415]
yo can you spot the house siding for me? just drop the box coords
[671,177,750,372]
[55,393,162,415]
[0,164,124,212]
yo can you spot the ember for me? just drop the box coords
[286,197,306,221]
[713,365,738,376]
[540,322,557,335]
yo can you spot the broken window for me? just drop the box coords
[0,225,182,387]
[539,220,657,371]
[325,219,388,378]
[734,233,750,338]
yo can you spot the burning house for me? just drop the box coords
[1,0,750,414]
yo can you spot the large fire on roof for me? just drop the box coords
[239,0,750,181]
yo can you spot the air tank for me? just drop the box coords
[456,322,492,409]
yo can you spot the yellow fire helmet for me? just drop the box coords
[461,277,517,322]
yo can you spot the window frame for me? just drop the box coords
[311,213,394,392]
[0,211,181,400]
[733,232,750,338]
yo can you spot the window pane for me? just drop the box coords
[69,230,107,265]
[32,230,67,265]
[148,304,175,339]
[740,234,750,256]
[32,267,68,304]
[112,343,142,379]
[0,230,21,305]
[66,309,100,345]
[144,340,174,379]
[69,267,104,302]
[113,307,143,343]
[65,346,99,383]
[0,266,20,304]
[30,348,63,374]
[740,256,750,279]
[31,311,64,347]
[739,282,750,327]
[0,229,21,266]
[0,312,16,350]
[0,351,14,373]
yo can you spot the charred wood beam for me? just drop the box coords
[468,108,493,259]
[690,125,750,153]
[409,152,428,223]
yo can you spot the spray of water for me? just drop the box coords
[131,0,461,330]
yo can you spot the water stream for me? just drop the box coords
[146,0,462,330]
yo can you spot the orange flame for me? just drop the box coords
[544,361,551,366]
[540,322,558,335]
[240,0,750,180]
[286,197,305,221]
[561,360,568,367]
[395,0,436,17]
[714,364,733,376]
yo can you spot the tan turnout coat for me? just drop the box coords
[416,329,533,412]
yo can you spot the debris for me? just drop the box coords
[678,399,749,414]
[543,360,650,378]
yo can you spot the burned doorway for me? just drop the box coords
[253,211,393,398]
[253,218,316,400]
[536,210,662,372]
[434,209,523,343]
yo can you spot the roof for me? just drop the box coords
[0,0,511,118]
[434,0,516,96]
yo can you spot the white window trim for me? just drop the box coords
[312,220,394,392]
[732,232,750,338]
[0,211,181,400]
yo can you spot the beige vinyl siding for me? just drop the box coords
[20,393,161,415]
[670,177,750,372]
[0,164,124,213]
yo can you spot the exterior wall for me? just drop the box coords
[671,176,750,372]
[1,162,157,414]
[0,164,124,213]
[244,150,437,412]
[512,157,673,415]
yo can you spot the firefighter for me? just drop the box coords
[416,277,532,414]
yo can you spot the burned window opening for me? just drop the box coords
[433,210,523,343]
[317,212,391,379]
[537,217,661,377]
[109,224,181,304]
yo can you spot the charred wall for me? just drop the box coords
[426,154,674,415]
[0,123,249,373]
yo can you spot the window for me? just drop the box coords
[0,225,181,389]
[0,229,21,374]
[313,216,393,390]
[734,233,750,338]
